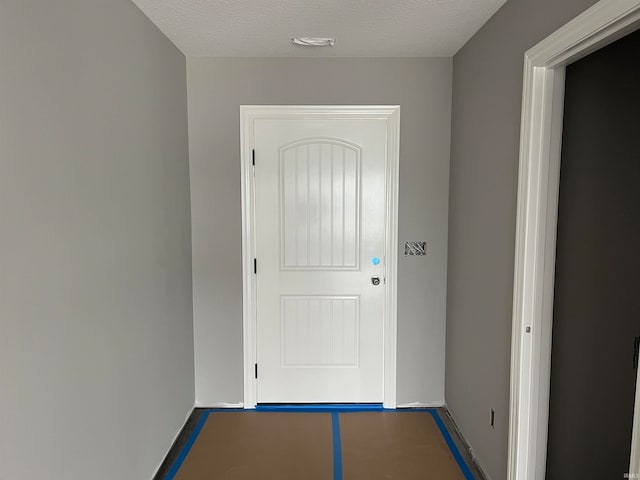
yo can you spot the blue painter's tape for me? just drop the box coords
[428,410,476,480]
[255,403,385,413]
[164,410,211,480]
[164,406,473,480]
[332,412,343,480]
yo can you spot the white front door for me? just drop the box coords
[254,117,387,403]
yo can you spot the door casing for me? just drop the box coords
[509,1,640,479]
[240,105,400,409]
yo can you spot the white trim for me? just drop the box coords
[509,2,640,480]
[397,401,446,408]
[240,105,400,410]
[195,402,245,409]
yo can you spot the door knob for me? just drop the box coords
[371,276,381,286]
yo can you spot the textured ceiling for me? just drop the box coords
[131,0,507,57]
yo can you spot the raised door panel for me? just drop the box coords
[281,140,360,270]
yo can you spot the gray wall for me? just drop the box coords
[188,58,452,406]
[0,1,193,479]
[546,29,640,480]
[445,0,598,478]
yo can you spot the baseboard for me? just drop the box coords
[198,402,446,410]
[150,405,194,480]
[194,402,244,408]
[197,402,446,409]
[397,401,446,408]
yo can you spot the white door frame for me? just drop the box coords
[240,105,400,409]
[509,1,640,479]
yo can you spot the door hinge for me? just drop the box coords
[252,149,255,166]
[254,363,258,379]
[254,258,257,274]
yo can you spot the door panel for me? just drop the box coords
[280,141,360,269]
[281,296,359,367]
[254,118,386,403]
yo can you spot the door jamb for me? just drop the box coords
[240,105,400,409]
[509,1,640,479]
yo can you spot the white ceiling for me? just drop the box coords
[131,0,507,57]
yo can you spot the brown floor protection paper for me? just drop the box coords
[175,412,334,480]
[339,412,466,480]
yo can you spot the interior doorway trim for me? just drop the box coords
[509,1,640,479]
[240,105,400,409]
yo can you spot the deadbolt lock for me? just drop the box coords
[371,276,381,286]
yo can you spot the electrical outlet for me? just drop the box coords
[490,408,495,428]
